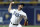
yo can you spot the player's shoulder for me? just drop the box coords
[21,10,26,15]
[21,10,26,14]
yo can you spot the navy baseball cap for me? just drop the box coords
[18,3,24,6]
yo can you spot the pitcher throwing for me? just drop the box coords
[8,2,27,27]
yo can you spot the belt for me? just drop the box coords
[11,22,18,25]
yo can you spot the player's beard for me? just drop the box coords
[18,7,23,10]
[20,8,22,10]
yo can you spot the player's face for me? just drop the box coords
[18,5,23,9]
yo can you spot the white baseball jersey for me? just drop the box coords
[9,9,27,24]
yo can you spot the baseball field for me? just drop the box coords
[0,25,40,27]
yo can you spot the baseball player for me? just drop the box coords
[8,2,27,27]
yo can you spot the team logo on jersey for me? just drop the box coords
[13,11,21,17]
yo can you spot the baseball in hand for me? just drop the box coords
[12,2,14,3]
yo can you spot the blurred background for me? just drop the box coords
[0,0,40,27]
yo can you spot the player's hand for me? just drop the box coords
[10,2,14,4]
[24,20,28,26]
[11,2,14,4]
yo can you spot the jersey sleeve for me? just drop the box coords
[9,9,15,13]
[23,13,27,20]
[21,12,27,20]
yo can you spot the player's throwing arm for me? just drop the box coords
[8,2,14,12]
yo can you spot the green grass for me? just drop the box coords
[0,25,40,27]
